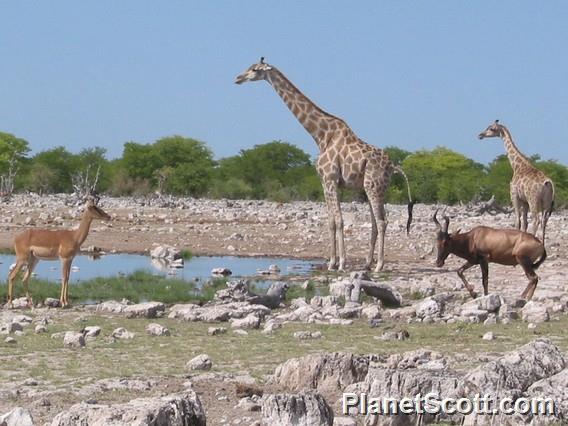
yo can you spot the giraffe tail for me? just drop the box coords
[393,166,414,235]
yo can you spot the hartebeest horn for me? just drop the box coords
[442,214,450,233]
[433,209,442,231]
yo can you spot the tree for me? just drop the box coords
[72,147,110,196]
[385,146,412,203]
[28,147,76,193]
[213,141,319,200]
[0,132,31,194]
[484,155,513,205]
[153,136,214,196]
[0,132,30,167]
[121,136,214,196]
[121,142,159,182]
[402,147,485,204]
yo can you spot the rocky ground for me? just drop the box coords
[0,194,567,425]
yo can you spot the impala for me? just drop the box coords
[7,198,111,307]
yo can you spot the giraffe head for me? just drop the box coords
[235,57,273,85]
[478,120,504,140]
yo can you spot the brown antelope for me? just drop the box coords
[433,210,546,300]
[7,198,111,307]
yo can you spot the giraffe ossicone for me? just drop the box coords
[236,58,414,272]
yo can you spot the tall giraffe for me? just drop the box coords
[235,58,413,272]
[478,120,554,244]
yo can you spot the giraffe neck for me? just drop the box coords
[266,68,341,151]
[500,127,532,173]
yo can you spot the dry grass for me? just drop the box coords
[2,308,567,387]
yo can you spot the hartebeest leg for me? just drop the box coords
[60,258,73,307]
[7,259,26,306]
[21,257,38,307]
[518,256,539,301]
[479,258,489,296]
[456,261,478,299]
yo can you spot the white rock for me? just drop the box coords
[83,326,101,338]
[186,354,212,371]
[111,327,135,340]
[63,331,86,348]
[0,407,34,426]
[521,301,550,323]
[145,323,170,336]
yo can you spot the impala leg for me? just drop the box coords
[518,256,539,301]
[60,258,73,307]
[457,261,478,298]
[7,260,25,307]
[21,257,39,307]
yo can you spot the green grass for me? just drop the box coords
[2,313,567,386]
[179,249,193,260]
[1,270,228,305]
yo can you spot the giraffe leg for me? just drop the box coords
[521,202,529,232]
[365,202,378,270]
[323,182,345,271]
[60,258,73,307]
[529,206,541,237]
[540,183,554,245]
[7,259,26,307]
[21,257,38,307]
[511,190,522,230]
[367,193,387,272]
[364,171,389,272]
[375,212,387,272]
[541,209,550,246]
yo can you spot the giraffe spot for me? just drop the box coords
[305,120,317,134]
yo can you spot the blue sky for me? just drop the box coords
[1,2,567,164]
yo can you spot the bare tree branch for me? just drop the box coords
[72,164,101,201]
[0,155,19,201]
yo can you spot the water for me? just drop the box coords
[0,253,324,284]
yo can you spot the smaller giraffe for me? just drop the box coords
[478,120,554,244]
